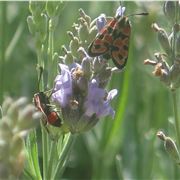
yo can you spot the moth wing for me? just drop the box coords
[110,17,131,69]
[111,37,130,69]
[88,18,117,57]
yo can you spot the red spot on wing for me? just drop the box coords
[88,14,133,69]
[122,26,131,36]
[88,18,118,57]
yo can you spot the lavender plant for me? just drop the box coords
[3,1,180,179]
[144,1,180,165]
[0,97,40,179]
[26,1,121,179]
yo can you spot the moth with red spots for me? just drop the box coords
[33,92,62,128]
[88,7,148,69]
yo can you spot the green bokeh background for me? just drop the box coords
[0,1,180,179]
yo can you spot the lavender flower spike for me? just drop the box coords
[52,64,72,107]
[84,79,118,118]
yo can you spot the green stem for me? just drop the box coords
[36,43,48,180]
[0,2,7,103]
[41,16,55,180]
[171,2,180,147]
[29,130,42,180]
[5,22,24,61]
[41,125,49,180]
[52,134,75,179]
[48,19,54,61]
[92,154,105,179]
[47,140,57,179]
[172,91,180,147]
[47,18,55,87]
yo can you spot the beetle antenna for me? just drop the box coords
[37,66,43,91]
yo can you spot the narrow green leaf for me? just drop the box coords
[104,51,132,153]
[5,22,24,61]
[26,130,42,180]
[52,133,75,179]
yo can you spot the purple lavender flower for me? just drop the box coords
[96,13,107,32]
[115,6,126,17]
[96,6,125,33]
[84,79,118,118]
[51,64,72,107]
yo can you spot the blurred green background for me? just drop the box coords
[0,1,180,179]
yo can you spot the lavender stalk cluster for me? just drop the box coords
[144,1,180,165]
[144,1,180,91]
[51,9,119,133]
[0,97,40,179]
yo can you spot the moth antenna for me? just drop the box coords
[127,12,149,17]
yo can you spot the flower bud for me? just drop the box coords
[175,29,180,57]
[17,105,39,131]
[12,151,25,177]
[53,52,59,62]
[58,56,65,64]
[160,30,172,56]
[169,61,180,90]
[0,121,13,141]
[46,1,65,17]
[62,46,74,65]
[88,25,98,42]
[163,1,176,23]
[49,16,59,31]
[155,64,171,87]
[62,107,99,133]
[27,16,36,35]
[2,97,13,116]
[7,104,18,123]
[96,14,107,32]
[46,1,58,17]
[81,58,91,78]
[77,47,88,60]
[158,29,172,57]
[78,18,89,43]
[93,57,103,73]
[152,23,172,57]
[97,67,112,88]
[77,77,88,92]
[79,8,91,25]
[157,131,180,164]
[165,137,180,164]
[157,131,166,141]
[144,59,157,66]
[29,1,45,16]
[6,97,27,128]
[68,32,80,57]
[10,135,23,158]
[0,139,9,161]
[38,14,48,42]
